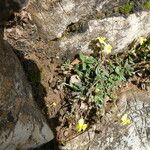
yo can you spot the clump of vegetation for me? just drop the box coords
[56,36,149,142]
[61,41,134,107]
[60,36,149,107]
[119,1,134,15]
[143,0,150,9]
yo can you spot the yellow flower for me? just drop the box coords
[103,43,112,54]
[139,37,147,45]
[97,37,106,44]
[121,114,132,125]
[96,36,112,54]
[76,118,88,132]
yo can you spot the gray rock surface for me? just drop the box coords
[61,87,150,150]
[59,11,150,54]
[0,37,53,149]
[29,0,150,57]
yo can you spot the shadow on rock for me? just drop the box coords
[13,49,60,150]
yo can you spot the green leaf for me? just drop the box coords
[79,53,97,64]
[79,53,87,62]
[115,66,121,75]
[82,63,87,70]
[95,65,101,75]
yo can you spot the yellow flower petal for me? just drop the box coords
[96,36,112,54]
[76,118,88,132]
[78,118,84,126]
[139,37,147,45]
[82,124,88,131]
[103,43,112,54]
[121,114,132,125]
[76,125,82,132]
[97,37,106,44]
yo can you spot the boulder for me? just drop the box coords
[29,0,150,58]
[0,35,53,149]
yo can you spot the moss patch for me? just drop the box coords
[119,1,134,15]
[143,1,150,9]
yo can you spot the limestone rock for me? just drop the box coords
[0,38,53,149]
[59,11,150,54]
[61,88,150,150]
[29,0,150,58]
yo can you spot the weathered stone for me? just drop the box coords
[61,87,150,150]
[29,0,107,40]
[59,11,150,54]
[29,0,150,58]
[0,38,53,149]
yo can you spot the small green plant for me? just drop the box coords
[60,36,150,107]
[60,39,136,106]
[119,1,134,15]
[57,36,150,138]
[129,37,150,75]
[143,1,150,9]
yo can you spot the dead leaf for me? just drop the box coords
[71,58,80,65]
